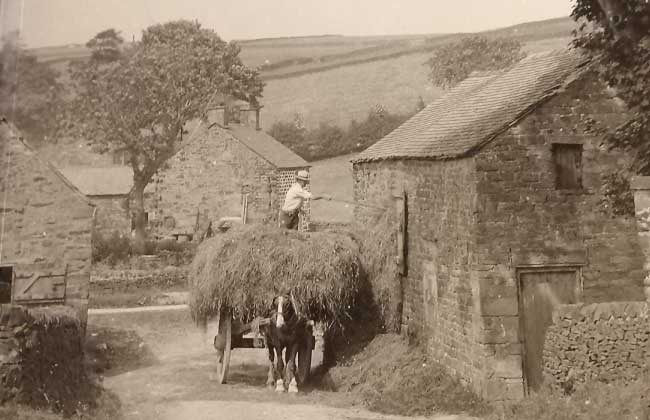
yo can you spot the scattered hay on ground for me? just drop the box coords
[189,224,364,325]
[323,334,491,417]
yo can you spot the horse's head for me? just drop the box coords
[272,294,296,328]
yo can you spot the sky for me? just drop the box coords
[0,0,573,48]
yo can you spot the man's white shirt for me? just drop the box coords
[282,183,312,212]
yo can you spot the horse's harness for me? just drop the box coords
[273,294,302,330]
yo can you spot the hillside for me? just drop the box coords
[30,16,574,80]
[309,153,356,223]
[258,35,570,130]
[31,16,574,166]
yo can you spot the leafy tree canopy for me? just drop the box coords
[426,35,525,89]
[572,0,650,173]
[0,32,64,145]
[66,20,264,249]
[86,28,124,63]
[268,106,409,162]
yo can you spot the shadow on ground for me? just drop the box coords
[85,325,158,377]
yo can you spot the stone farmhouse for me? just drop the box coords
[146,102,311,237]
[352,50,645,403]
[61,102,311,238]
[0,118,94,327]
[59,166,133,236]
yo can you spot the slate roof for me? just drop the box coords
[60,166,133,196]
[227,124,310,168]
[353,49,589,163]
[0,118,93,206]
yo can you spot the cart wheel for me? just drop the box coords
[297,328,314,385]
[212,309,232,384]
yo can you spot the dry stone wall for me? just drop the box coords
[544,302,650,389]
[0,305,93,416]
[90,266,187,296]
[472,71,645,401]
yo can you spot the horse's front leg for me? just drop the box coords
[285,341,300,393]
[266,343,276,388]
[275,346,286,392]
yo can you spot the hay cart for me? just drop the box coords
[210,307,316,385]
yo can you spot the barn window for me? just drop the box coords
[0,266,13,303]
[552,144,583,190]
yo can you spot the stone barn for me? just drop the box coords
[0,118,94,327]
[147,102,311,237]
[60,166,133,236]
[352,50,645,402]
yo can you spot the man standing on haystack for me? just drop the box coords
[279,170,329,230]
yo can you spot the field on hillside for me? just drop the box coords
[32,17,574,167]
[259,35,570,130]
[31,16,575,79]
[309,154,356,223]
[261,51,439,129]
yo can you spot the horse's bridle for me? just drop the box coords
[274,293,300,328]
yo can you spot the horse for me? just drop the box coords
[263,294,309,393]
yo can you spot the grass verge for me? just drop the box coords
[490,373,650,420]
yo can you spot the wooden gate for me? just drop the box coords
[518,268,581,392]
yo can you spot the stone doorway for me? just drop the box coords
[518,268,581,392]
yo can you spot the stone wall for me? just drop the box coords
[146,124,312,236]
[147,124,277,235]
[90,266,187,296]
[0,122,93,327]
[544,302,650,389]
[353,158,482,389]
[352,71,645,403]
[91,195,131,236]
[472,71,645,401]
[0,304,92,416]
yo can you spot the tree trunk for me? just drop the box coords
[132,181,147,254]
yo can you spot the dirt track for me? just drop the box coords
[89,308,478,420]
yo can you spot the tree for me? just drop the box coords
[572,1,650,171]
[571,1,650,215]
[67,20,264,251]
[0,32,64,145]
[86,28,124,63]
[426,35,525,88]
[267,119,307,158]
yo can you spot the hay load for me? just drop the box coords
[189,224,364,325]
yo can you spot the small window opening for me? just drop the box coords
[0,266,13,303]
[553,144,583,190]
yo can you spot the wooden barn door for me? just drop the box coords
[519,269,580,392]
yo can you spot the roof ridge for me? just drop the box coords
[353,48,588,163]
[1,120,94,207]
